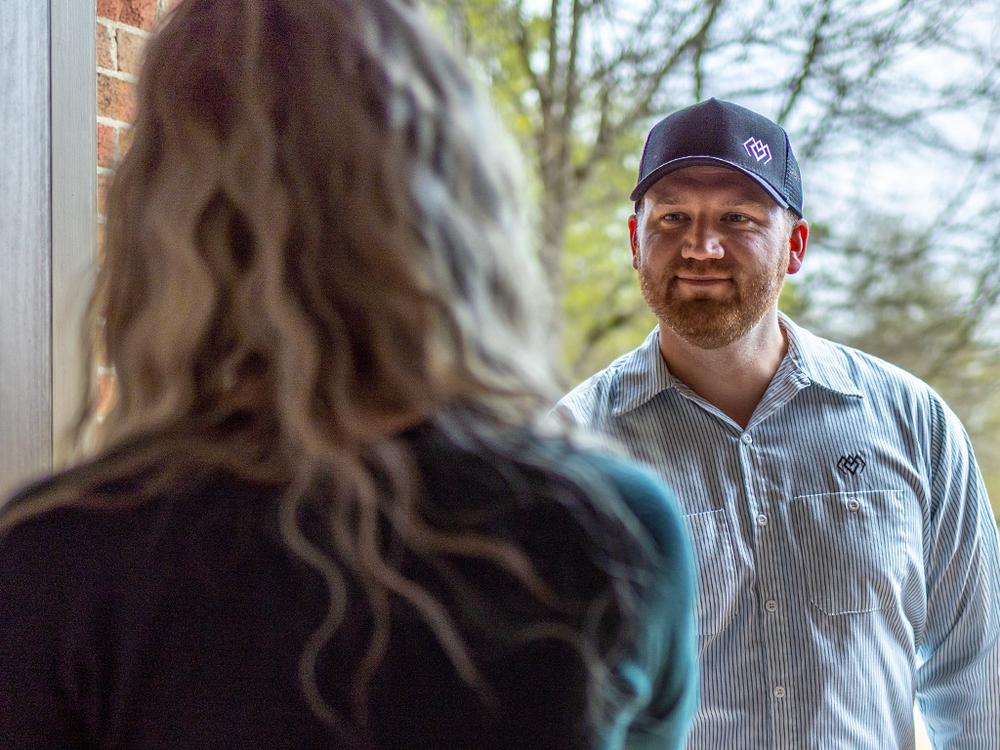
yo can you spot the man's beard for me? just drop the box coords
[639,255,787,350]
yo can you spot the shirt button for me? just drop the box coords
[765,599,778,612]
[847,499,861,512]
[741,433,753,445]
[756,514,768,527]
[773,686,786,699]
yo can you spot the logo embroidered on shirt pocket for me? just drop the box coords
[789,490,909,616]
[683,508,739,639]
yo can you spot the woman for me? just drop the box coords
[0,0,696,747]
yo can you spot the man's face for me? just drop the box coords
[629,165,807,349]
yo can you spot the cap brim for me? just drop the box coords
[629,155,791,211]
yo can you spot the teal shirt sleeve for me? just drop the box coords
[578,452,699,750]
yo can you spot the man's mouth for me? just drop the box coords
[675,275,731,286]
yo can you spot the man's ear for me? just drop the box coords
[628,214,640,270]
[787,218,809,275]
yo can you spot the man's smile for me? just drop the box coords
[674,274,731,287]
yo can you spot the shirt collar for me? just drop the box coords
[609,314,863,417]
[609,327,675,416]
[780,313,864,398]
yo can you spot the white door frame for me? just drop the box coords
[0,0,95,496]
[52,0,98,468]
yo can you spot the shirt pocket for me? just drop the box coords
[788,489,909,616]
[683,508,739,639]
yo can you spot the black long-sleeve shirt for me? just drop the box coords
[0,428,696,749]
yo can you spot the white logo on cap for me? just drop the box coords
[743,137,773,164]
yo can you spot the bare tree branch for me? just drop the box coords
[545,0,561,114]
[512,0,547,109]
[777,0,832,125]
[575,0,725,183]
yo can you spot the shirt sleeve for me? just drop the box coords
[584,455,699,750]
[917,394,1000,748]
[0,512,92,749]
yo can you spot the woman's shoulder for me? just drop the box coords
[1,458,140,554]
[2,433,183,524]
[560,447,689,559]
[408,423,690,571]
[1,464,169,612]
[0,458,164,671]
[0,445,273,581]
[516,434,689,559]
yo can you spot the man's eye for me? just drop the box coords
[724,213,750,223]
[661,213,685,222]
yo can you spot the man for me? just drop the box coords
[557,98,1000,748]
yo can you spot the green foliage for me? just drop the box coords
[558,130,652,381]
[777,279,807,320]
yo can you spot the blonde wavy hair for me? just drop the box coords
[4,0,656,744]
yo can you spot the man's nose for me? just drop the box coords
[680,219,725,260]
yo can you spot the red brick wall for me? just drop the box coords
[96,0,180,229]
[95,0,179,416]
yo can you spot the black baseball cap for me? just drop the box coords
[631,98,803,217]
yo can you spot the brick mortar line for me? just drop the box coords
[97,115,133,129]
[96,18,153,38]
[97,66,139,84]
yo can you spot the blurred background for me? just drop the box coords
[422,0,1000,525]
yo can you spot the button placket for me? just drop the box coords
[733,422,793,741]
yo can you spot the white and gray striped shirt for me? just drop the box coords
[557,314,1000,749]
